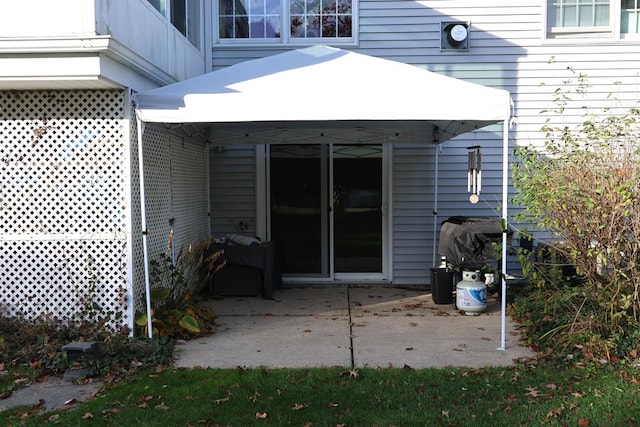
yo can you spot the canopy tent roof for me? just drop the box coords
[135,45,511,145]
[134,45,514,350]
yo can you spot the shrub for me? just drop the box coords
[512,70,640,362]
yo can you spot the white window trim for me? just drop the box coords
[213,0,359,46]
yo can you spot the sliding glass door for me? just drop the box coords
[269,144,384,279]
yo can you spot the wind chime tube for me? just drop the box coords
[477,150,482,195]
[467,151,472,192]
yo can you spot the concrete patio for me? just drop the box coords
[174,285,534,369]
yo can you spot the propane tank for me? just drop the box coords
[456,270,487,315]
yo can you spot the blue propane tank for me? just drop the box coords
[456,270,487,315]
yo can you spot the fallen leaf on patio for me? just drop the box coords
[64,398,79,405]
[292,403,307,410]
[35,399,45,407]
[481,336,491,341]
[255,412,268,419]
[303,329,312,333]
[410,322,417,327]
[405,347,414,351]
[452,348,463,352]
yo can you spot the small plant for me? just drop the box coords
[135,236,225,339]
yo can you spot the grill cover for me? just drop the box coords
[438,216,511,270]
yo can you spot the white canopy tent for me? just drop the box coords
[135,45,513,348]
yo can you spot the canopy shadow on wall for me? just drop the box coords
[134,45,513,349]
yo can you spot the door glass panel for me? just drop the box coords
[270,145,326,275]
[333,145,382,273]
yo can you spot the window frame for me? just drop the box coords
[147,0,204,50]
[214,0,359,46]
[544,0,640,40]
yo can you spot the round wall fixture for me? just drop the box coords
[449,24,468,43]
[440,21,470,51]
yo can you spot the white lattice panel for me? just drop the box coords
[0,90,129,328]
[131,125,209,307]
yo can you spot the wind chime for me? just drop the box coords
[467,146,481,204]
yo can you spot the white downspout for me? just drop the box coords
[136,114,154,339]
[498,118,509,351]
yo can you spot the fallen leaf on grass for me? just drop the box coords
[292,403,307,410]
[255,411,268,419]
[155,402,170,410]
[578,418,590,426]
[214,396,231,404]
[82,412,93,419]
[546,406,563,418]
[525,386,542,398]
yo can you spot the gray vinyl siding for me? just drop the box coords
[210,0,640,285]
[209,145,258,238]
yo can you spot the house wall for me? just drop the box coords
[209,145,258,239]
[208,0,640,285]
[0,0,205,91]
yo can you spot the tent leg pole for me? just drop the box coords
[136,116,154,339]
[498,119,509,351]
[432,143,440,267]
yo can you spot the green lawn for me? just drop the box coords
[2,364,639,426]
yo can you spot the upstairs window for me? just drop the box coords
[546,0,640,38]
[147,0,202,49]
[217,0,355,43]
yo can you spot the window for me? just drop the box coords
[147,0,202,49]
[622,0,640,33]
[172,0,202,48]
[546,0,640,38]
[218,0,355,42]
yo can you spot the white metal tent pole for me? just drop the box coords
[498,118,509,351]
[136,114,154,339]
[432,143,440,267]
